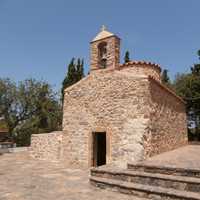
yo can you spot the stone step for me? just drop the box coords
[128,163,200,178]
[90,176,200,200]
[91,168,200,193]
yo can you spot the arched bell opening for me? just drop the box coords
[98,42,107,69]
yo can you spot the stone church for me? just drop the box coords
[30,27,188,168]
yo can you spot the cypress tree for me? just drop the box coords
[81,59,84,77]
[161,69,170,85]
[76,58,84,81]
[124,51,130,63]
[61,58,84,103]
[66,58,77,86]
[61,58,76,102]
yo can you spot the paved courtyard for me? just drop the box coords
[0,151,147,200]
[1,145,199,200]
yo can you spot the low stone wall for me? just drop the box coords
[30,131,63,161]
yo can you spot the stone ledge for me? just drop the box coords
[91,168,200,184]
[90,176,200,200]
[127,163,200,178]
[91,167,200,193]
[31,131,63,137]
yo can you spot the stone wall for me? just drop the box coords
[90,36,120,71]
[63,70,150,167]
[145,78,188,157]
[30,131,63,161]
[29,67,188,167]
[119,62,161,82]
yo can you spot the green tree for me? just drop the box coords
[66,58,77,86]
[0,78,17,135]
[61,58,84,102]
[190,56,200,139]
[161,69,170,84]
[0,119,8,130]
[191,52,200,76]
[61,58,76,101]
[124,51,130,63]
[174,50,200,140]
[76,58,84,81]
[0,78,62,146]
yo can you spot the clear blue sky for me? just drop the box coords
[0,0,200,91]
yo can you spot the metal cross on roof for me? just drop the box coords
[101,25,106,31]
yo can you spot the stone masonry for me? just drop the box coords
[30,27,188,168]
[30,131,63,161]
[90,36,120,70]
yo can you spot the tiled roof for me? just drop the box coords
[92,26,115,42]
[119,61,161,72]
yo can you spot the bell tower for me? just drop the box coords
[90,26,120,71]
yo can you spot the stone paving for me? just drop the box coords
[142,144,200,170]
[0,151,148,200]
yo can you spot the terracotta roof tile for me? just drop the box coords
[119,60,161,72]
